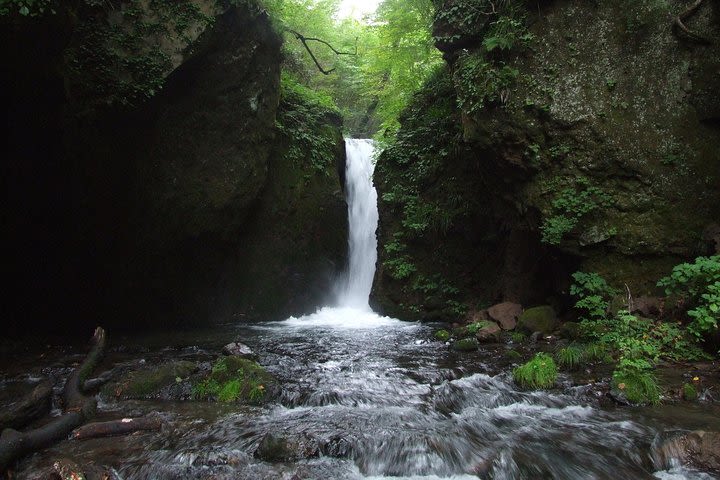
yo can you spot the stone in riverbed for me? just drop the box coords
[254,433,320,462]
[475,322,501,342]
[487,302,522,330]
[452,338,479,351]
[222,341,257,359]
[654,430,720,473]
[517,306,558,334]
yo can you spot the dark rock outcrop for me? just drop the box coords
[2,0,347,332]
[373,0,720,320]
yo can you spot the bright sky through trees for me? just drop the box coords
[337,0,382,19]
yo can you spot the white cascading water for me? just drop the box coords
[336,138,378,310]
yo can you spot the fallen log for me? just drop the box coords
[71,413,163,440]
[0,379,53,431]
[0,327,106,473]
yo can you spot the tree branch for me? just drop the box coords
[0,327,106,473]
[286,29,357,75]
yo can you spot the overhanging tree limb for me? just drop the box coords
[286,29,357,75]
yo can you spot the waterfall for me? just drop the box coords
[337,138,378,310]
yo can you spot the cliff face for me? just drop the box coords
[2,0,347,332]
[373,0,720,320]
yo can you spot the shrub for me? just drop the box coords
[658,255,720,338]
[513,353,557,389]
[612,358,660,405]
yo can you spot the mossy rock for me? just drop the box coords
[451,338,479,352]
[193,356,279,404]
[518,306,559,334]
[434,329,451,342]
[103,361,197,399]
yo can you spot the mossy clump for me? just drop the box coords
[193,356,276,404]
[682,382,698,401]
[507,349,522,360]
[105,361,196,398]
[518,306,558,334]
[612,367,660,405]
[513,353,558,389]
[466,321,495,334]
[510,331,527,343]
[555,345,584,370]
[452,338,479,352]
[434,329,451,342]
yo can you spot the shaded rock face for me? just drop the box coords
[373,0,720,319]
[2,1,346,332]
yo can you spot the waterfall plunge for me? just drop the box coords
[337,139,378,310]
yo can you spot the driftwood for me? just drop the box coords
[0,327,106,472]
[71,413,163,440]
[0,380,53,432]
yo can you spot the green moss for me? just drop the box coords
[193,356,276,404]
[510,331,527,343]
[518,306,558,334]
[452,338,479,352]
[434,329,451,342]
[65,0,215,107]
[682,383,698,401]
[107,361,196,398]
[513,353,558,389]
[466,321,495,334]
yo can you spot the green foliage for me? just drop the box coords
[570,271,617,321]
[454,53,519,114]
[434,329,450,342]
[194,357,272,404]
[218,379,242,402]
[506,349,522,360]
[612,358,660,405]
[513,353,558,389]
[657,255,720,338]
[276,72,339,175]
[682,382,698,401]
[555,345,584,370]
[540,178,611,245]
[467,320,494,334]
[582,343,610,363]
[0,0,54,16]
[64,0,214,107]
[510,331,527,343]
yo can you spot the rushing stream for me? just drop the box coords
[5,140,720,479]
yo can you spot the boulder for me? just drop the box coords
[222,342,257,359]
[254,433,320,462]
[475,322,501,343]
[452,338,479,352]
[655,431,720,473]
[630,296,662,318]
[517,306,559,334]
[487,302,522,330]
